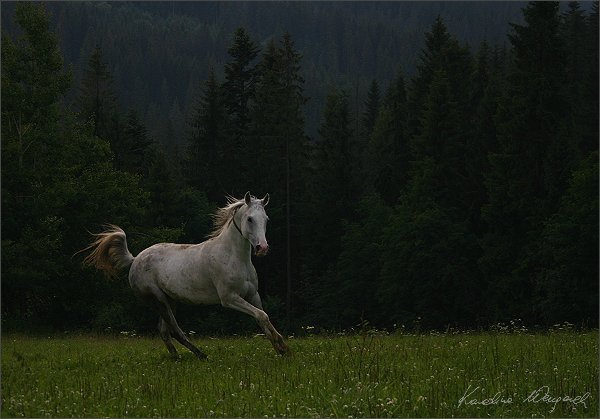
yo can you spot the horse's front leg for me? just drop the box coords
[221,293,289,355]
[246,292,290,355]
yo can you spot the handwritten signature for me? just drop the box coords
[458,384,591,413]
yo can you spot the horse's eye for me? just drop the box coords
[247,217,253,223]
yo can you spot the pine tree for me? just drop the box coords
[76,44,117,140]
[117,109,153,175]
[465,41,502,233]
[361,79,381,138]
[221,27,260,194]
[481,1,575,323]
[186,68,226,202]
[409,17,453,137]
[223,27,260,133]
[365,71,410,205]
[2,2,71,176]
[306,89,357,312]
[1,3,148,329]
[250,40,286,190]
[249,33,308,326]
[560,2,589,157]
[580,1,599,155]
[535,152,598,325]
[406,16,474,176]
[374,67,481,329]
[143,145,181,227]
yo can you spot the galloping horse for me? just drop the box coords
[82,192,289,358]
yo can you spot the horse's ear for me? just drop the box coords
[261,193,269,207]
[244,191,252,206]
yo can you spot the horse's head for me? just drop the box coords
[240,191,270,257]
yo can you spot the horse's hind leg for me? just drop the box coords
[158,317,178,358]
[154,295,207,360]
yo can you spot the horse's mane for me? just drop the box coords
[207,195,246,238]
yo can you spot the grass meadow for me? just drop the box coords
[1,330,598,418]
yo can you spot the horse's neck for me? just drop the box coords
[216,215,251,260]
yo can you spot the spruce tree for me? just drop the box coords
[408,16,471,140]
[365,71,410,205]
[117,109,153,175]
[186,68,226,202]
[249,33,308,326]
[362,79,381,138]
[223,27,260,134]
[375,67,481,329]
[560,2,589,157]
[1,3,148,329]
[77,44,117,140]
[465,41,501,233]
[221,27,260,194]
[535,152,598,325]
[481,1,575,323]
[581,1,599,155]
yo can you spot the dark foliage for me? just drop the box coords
[2,2,597,334]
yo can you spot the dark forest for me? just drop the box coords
[1,1,598,334]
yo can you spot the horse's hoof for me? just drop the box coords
[277,343,291,356]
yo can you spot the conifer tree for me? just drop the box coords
[365,71,410,205]
[223,27,260,134]
[1,3,148,329]
[560,2,589,157]
[186,68,226,202]
[309,90,356,276]
[481,1,575,323]
[249,33,308,325]
[117,109,153,175]
[77,44,117,140]
[221,27,260,194]
[362,79,381,138]
[580,1,599,155]
[535,152,598,325]
[465,41,501,233]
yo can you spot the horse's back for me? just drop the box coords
[129,242,221,305]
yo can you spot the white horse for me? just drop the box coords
[82,192,289,358]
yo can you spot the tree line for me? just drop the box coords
[2,1,530,150]
[1,2,597,334]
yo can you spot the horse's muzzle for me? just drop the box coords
[255,243,269,257]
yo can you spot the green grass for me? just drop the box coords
[1,331,598,417]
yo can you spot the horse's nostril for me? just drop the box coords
[255,244,269,255]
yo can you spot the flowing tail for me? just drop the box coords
[80,225,134,278]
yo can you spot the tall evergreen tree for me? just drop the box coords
[249,33,308,326]
[365,71,410,205]
[186,68,227,202]
[465,41,502,233]
[1,1,71,237]
[407,16,471,142]
[376,67,481,329]
[481,1,575,323]
[1,2,71,177]
[304,89,357,320]
[580,1,599,155]
[560,2,589,157]
[221,27,260,194]
[361,79,381,138]
[143,145,181,227]
[1,3,148,330]
[116,109,153,175]
[535,152,598,325]
[76,44,117,140]
[223,27,260,134]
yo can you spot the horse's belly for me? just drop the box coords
[161,275,221,305]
